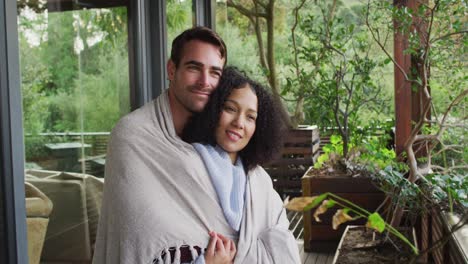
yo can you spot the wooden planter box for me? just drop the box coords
[301,167,385,252]
[264,125,320,199]
[332,225,418,264]
[426,209,468,264]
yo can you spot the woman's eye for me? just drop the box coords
[248,115,257,121]
[224,106,236,112]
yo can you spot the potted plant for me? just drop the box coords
[296,0,467,260]
[287,190,419,263]
[283,0,395,251]
[302,130,394,251]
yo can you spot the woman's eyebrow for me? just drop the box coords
[225,99,257,113]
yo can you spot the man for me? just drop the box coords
[93,27,235,264]
[93,27,300,264]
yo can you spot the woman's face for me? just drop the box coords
[215,85,258,163]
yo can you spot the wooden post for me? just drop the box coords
[393,0,413,158]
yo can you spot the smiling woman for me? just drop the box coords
[182,66,301,263]
[215,86,258,163]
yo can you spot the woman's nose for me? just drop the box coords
[232,116,245,129]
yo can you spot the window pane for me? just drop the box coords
[166,0,193,52]
[18,1,129,262]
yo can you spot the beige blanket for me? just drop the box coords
[93,91,300,264]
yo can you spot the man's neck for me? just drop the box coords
[167,90,191,137]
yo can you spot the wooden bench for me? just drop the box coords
[264,125,320,199]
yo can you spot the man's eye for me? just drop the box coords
[211,71,222,78]
[187,65,199,71]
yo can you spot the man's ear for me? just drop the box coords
[167,60,176,81]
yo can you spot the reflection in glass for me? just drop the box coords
[18,2,129,263]
[19,5,129,177]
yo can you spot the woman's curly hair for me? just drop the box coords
[183,66,289,171]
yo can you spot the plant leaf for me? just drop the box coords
[285,196,317,212]
[326,199,336,208]
[332,209,353,230]
[366,212,386,233]
[313,199,330,222]
[304,193,328,211]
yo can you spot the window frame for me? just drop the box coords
[0,0,28,262]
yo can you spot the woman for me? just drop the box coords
[183,67,301,264]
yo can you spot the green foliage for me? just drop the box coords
[217,23,265,83]
[24,134,72,161]
[24,136,49,161]
[18,7,130,134]
[314,135,346,169]
[368,212,385,232]
[355,136,396,169]
[167,0,192,49]
[315,129,396,170]
[325,135,345,155]
[76,47,130,132]
[427,173,468,209]
[44,13,78,94]
[375,165,428,214]
[19,37,50,134]
[285,0,391,155]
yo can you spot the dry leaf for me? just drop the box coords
[313,199,330,222]
[284,196,317,212]
[332,209,353,230]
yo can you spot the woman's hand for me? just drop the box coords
[204,231,236,264]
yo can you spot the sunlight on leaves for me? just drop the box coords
[366,212,386,233]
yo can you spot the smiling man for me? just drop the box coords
[166,35,225,136]
[93,27,237,264]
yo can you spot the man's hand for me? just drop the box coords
[204,231,236,264]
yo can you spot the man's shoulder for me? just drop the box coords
[112,100,158,136]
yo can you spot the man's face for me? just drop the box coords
[167,40,225,115]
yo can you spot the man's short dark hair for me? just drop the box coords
[183,67,289,171]
[170,26,227,67]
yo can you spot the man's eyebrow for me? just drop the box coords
[184,60,203,67]
[184,60,222,72]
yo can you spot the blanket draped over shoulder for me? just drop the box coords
[93,91,300,264]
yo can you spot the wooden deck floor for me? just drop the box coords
[298,240,335,264]
[287,201,336,264]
